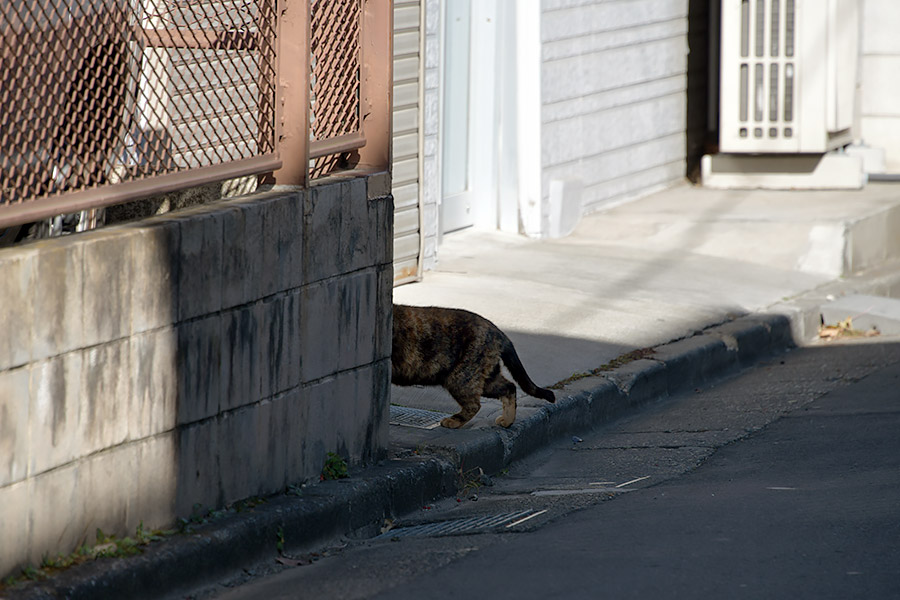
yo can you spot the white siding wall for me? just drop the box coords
[168,51,259,171]
[859,0,900,173]
[420,0,441,270]
[393,0,423,283]
[541,0,689,214]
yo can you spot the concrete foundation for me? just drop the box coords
[702,152,867,190]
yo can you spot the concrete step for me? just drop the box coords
[592,181,900,278]
[843,196,900,275]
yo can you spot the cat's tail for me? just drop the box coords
[501,341,556,403]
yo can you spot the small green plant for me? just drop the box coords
[276,526,285,554]
[178,503,220,531]
[40,554,60,570]
[134,521,165,544]
[21,565,45,581]
[89,528,143,558]
[0,520,179,591]
[321,452,349,480]
[232,497,267,513]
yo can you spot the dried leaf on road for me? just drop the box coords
[818,316,880,340]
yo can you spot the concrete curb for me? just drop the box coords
[408,312,796,474]
[770,258,900,342]
[8,314,797,600]
[10,264,900,599]
[9,458,457,600]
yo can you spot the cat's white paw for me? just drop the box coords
[495,415,514,428]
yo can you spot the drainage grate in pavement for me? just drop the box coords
[389,405,449,429]
[377,510,541,539]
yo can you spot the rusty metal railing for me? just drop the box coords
[0,0,392,230]
[268,0,391,187]
[310,0,361,178]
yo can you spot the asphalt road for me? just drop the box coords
[202,339,900,600]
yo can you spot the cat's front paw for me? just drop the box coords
[441,416,465,429]
[495,415,514,428]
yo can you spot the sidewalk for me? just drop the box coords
[391,180,900,429]
[11,181,900,600]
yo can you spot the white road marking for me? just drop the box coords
[615,475,651,488]
[505,509,548,528]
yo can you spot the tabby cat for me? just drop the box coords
[391,304,555,429]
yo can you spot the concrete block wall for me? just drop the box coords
[540,0,689,214]
[0,175,393,577]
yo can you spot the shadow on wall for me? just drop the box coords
[0,181,393,579]
[160,187,391,520]
[686,0,713,183]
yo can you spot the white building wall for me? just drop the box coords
[420,0,441,270]
[859,0,900,173]
[540,0,690,214]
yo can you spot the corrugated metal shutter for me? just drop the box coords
[392,0,423,284]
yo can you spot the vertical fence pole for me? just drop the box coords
[357,0,393,173]
[263,0,310,186]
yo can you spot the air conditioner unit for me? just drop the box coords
[719,0,860,154]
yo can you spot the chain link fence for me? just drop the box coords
[309,0,361,178]
[0,0,386,233]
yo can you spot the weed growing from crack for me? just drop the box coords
[321,452,349,481]
[276,526,286,554]
[2,521,174,591]
[549,347,656,389]
[457,466,491,499]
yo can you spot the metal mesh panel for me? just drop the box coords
[309,0,361,179]
[0,0,277,211]
[376,511,539,539]
[389,405,449,430]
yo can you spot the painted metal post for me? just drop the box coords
[356,0,393,174]
[263,0,310,186]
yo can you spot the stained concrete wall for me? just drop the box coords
[541,0,689,213]
[0,175,393,577]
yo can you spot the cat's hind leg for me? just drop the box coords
[441,393,481,429]
[483,370,517,427]
[442,368,483,428]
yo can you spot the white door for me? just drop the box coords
[439,1,526,236]
[440,0,473,233]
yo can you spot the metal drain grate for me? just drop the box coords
[389,405,449,429]
[377,510,540,539]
